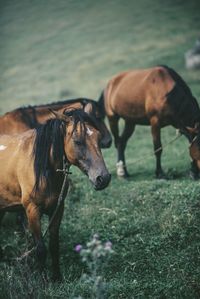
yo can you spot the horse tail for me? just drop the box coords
[97,90,106,119]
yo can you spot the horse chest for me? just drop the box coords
[36,189,64,215]
[0,184,22,210]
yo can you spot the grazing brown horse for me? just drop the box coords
[0,98,112,148]
[0,107,111,281]
[98,65,200,178]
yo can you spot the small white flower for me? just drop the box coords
[0,145,7,151]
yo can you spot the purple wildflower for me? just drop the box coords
[75,244,82,253]
[105,241,112,249]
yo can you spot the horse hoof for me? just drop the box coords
[52,273,63,283]
[156,172,167,179]
[189,171,199,180]
[116,160,125,177]
[116,161,130,178]
[123,169,130,178]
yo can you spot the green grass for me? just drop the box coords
[1,0,200,298]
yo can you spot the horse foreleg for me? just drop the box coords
[25,203,47,272]
[16,210,27,233]
[0,211,5,226]
[117,121,135,177]
[49,201,64,281]
[0,211,5,259]
[108,116,120,148]
[190,160,199,179]
[150,117,165,178]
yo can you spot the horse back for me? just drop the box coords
[0,101,85,135]
[0,110,30,134]
[104,66,175,122]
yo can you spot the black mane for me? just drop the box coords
[5,97,97,129]
[32,109,99,194]
[17,97,95,110]
[15,107,38,129]
[162,65,200,127]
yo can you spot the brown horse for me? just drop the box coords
[0,98,112,148]
[98,65,200,178]
[0,98,112,230]
[0,106,111,281]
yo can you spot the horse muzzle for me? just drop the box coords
[100,138,112,149]
[92,173,111,190]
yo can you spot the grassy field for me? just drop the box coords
[1,0,200,298]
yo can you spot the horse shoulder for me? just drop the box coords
[0,135,27,208]
[11,131,35,198]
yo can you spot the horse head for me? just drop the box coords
[185,123,200,169]
[52,107,111,190]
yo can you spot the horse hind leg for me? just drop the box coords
[108,116,125,176]
[108,115,120,149]
[0,211,5,259]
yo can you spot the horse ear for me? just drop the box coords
[186,127,195,134]
[84,103,93,115]
[186,126,199,134]
[48,109,71,123]
[195,122,200,130]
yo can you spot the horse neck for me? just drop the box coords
[167,84,200,128]
[179,101,200,128]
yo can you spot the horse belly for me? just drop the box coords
[113,96,149,124]
[0,161,22,210]
[0,173,22,207]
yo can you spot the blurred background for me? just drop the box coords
[0,0,200,113]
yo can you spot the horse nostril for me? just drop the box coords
[96,175,104,185]
[95,174,111,189]
[101,139,112,149]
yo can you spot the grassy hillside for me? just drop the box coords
[1,0,200,298]
[1,0,200,110]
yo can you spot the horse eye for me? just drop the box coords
[74,139,82,146]
[95,115,101,120]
